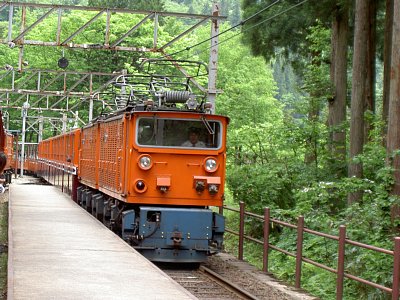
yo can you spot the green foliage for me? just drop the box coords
[165,0,241,26]
[88,0,164,10]
[240,0,345,74]
[228,164,295,210]
[223,22,339,217]
[221,14,397,299]
[210,30,311,212]
[216,41,280,127]
[303,22,332,100]
[225,129,397,299]
[272,59,302,102]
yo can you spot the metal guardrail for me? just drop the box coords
[221,201,400,300]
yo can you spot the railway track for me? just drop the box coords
[162,264,260,299]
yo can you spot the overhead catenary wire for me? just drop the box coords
[166,0,283,57]
[188,0,311,58]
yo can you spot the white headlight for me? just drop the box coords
[138,155,152,170]
[205,158,218,173]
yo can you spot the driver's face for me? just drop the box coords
[189,132,199,144]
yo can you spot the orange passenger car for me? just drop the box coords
[0,111,15,179]
[37,129,80,184]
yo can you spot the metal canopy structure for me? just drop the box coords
[0,69,123,114]
[0,1,224,176]
[0,2,224,122]
[0,2,225,54]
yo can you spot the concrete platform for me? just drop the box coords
[8,176,196,300]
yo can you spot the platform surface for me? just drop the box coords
[8,177,196,300]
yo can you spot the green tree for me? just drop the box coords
[328,2,349,178]
[241,0,337,70]
[348,0,369,204]
[386,0,400,197]
[203,29,312,210]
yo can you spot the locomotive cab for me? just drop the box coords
[117,111,228,262]
[132,113,226,203]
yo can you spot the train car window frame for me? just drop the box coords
[136,117,223,150]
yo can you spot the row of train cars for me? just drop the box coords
[0,104,230,263]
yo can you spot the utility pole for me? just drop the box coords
[38,115,43,142]
[207,2,220,114]
[20,101,30,177]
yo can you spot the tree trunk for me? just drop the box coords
[348,0,368,204]
[328,4,349,178]
[382,0,394,143]
[387,0,400,195]
[364,0,376,141]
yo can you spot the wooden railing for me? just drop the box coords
[221,201,400,300]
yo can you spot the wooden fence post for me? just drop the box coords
[392,237,400,300]
[238,201,245,261]
[263,207,270,272]
[295,216,304,288]
[336,225,346,300]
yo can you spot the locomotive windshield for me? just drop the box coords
[137,117,222,149]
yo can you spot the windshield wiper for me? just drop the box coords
[201,116,214,135]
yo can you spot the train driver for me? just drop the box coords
[181,127,205,148]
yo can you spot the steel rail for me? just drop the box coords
[199,265,260,300]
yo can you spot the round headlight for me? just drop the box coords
[138,155,152,170]
[204,157,218,173]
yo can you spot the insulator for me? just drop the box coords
[164,91,190,103]
[115,95,129,109]
[186,98,198,110]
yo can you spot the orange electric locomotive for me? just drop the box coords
[36,60,229,262]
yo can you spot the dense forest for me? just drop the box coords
[1,0,400,299]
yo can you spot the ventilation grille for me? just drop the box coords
[80,126,97,185]
[99,119,124,192]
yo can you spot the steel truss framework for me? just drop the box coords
[0,1,224,129]
[0,69,123,115]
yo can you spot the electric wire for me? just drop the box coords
[188,0,311,58]
[166,0,283,57]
